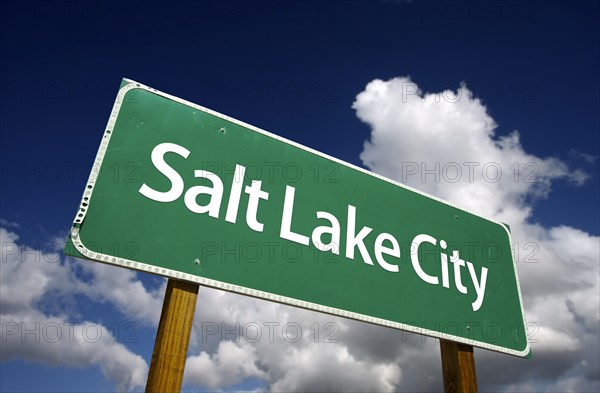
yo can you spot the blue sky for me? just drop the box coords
[1,1,599,392]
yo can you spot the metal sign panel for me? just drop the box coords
[65,79,530,357]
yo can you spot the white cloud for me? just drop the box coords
[0,218,20,228]
[269,343,401,393]
[75,260,166,326]
[0,310,147,392]
[184,341,267,388]
[354,77,587,219]
[569,149,598,164]
[0,227,157,392]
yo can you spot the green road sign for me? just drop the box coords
[65,79,530,357]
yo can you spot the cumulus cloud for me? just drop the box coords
[354,77,588,220]
[184,340,267,388]
[569,149,599,164]
[74,259,166,326]
[270,343,401,392]
[0,227,161,391]
[0,218,20,228]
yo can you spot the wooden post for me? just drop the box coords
[439,339,478,393]
[146,279,199,393]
